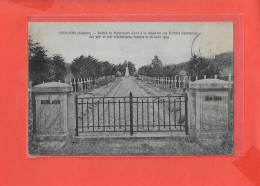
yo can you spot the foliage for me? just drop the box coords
[29,37,137,84]
[116,71,122,77]
[50,54,67,81]
[70,57,136,79]
[70,55,123,78]
[138,65,150,76]
[186,55,220,79]
[138,52,233,79]
[29,37,67,85]
[150,55,163,76]
[29,37,49,85]
[138,55,164,77]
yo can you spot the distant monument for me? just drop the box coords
[125,61,130,77]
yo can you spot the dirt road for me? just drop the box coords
[108,76,173,97]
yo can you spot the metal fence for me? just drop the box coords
[75,92,188,136]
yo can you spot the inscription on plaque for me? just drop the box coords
[204,96,222,101]
[41,100,61,104]
[200,92,228,131]
[35,95,66,134]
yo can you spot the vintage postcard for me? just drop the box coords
[28,22,234,155]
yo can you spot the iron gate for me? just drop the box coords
[75,92,188,136]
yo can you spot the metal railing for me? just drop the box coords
[75,92,188,136]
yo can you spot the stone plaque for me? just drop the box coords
[196,91,229,131]
[35,94,67,135]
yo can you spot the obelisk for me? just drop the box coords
[125,62,129,77]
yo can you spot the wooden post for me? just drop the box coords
[183,76,187,89]
[178,77,181,89]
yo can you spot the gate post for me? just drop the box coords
[32,93,36,133]
[189,79,232,139]
[32,82,73,140]
[129,92,133,136]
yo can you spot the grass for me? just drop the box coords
[29,135,233,156]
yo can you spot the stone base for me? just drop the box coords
[197,131,227,139]
[35,132,69,141]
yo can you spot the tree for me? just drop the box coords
[116,71,122,77]
[50,54,67,81]
[187,54,219,79]
[149,55,163,77]
[70,55,116,78]
[29,36,49,85]
[138,65,150,76]
[127,61,136,75]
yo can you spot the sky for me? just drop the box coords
[29,22,233,69]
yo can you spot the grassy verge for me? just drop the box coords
[29,135,233,156]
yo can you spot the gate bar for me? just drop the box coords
[119,100,121,129]
[75,94,78,136]
[147,97,149,131]
[124,97,126,131]
[158,97,160,131]
[185,93,189,135]
[130,92,133,135]
[137,98,138,130]
[103,97,105,130]
[81,98,84,131]
[168,97,171,130]
[113,97,116,132]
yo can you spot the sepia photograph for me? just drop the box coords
[28,22,234,155]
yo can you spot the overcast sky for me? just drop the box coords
[29,22,233,69]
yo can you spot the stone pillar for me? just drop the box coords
[32,82,74,140]
[188,79,232,139]
[28,81,32,101]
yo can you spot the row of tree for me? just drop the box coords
[29,37,136,85]
[138,54,227,80]
[29,37,67,85]
[70,57,136,78]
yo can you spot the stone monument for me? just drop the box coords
[125,61,129,77]
[32,82,73,139]
[188,79,232,138]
